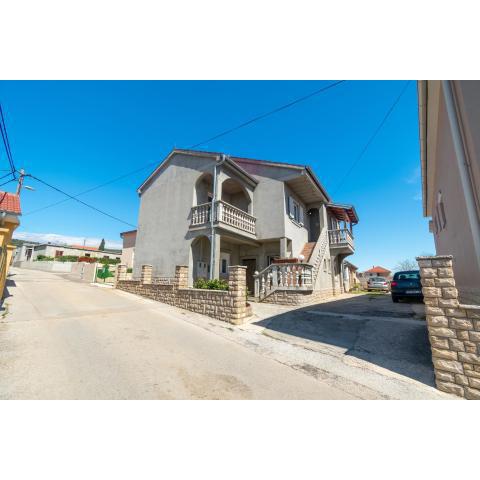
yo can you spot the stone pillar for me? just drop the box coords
[228,265,247,325]
[175,265,188,289]
[417,255,480,399]
[141,264,153,285]
[116,264,127,284]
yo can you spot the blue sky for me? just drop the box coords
[0,80,433,270]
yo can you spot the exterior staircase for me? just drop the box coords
[300,242,316,262]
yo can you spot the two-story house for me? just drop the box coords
[133,149,358,304]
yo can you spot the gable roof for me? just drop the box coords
[364,266,391,274]
[137,148,331,203]
[0,191,21,215]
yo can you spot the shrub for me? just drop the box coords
[194,278,229,291]
[97,257,121,265]
[127,268,133,273]
[36,255,54,261]
[55,255,79,262]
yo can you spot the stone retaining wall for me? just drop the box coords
[116,264,249,325]
[417,255,480,399]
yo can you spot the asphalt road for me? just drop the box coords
[0,268,354,399]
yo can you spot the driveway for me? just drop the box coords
[252,293,435,387]
[0,268,354,399]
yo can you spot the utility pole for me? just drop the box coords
[16,169,25,195]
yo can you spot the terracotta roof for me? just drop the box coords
[0,191,21,215]
[70,245,99,251]
[364,266,391,274]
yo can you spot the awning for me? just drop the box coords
[327,203,359,224]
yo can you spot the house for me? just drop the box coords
[343,260,359,291]
[418,80,480,304]
[119,229,136,269]
[362,266,391,279]
[20,243,122,262]
[0,191,21,297]
[133,148,358,304]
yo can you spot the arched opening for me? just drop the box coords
[194,173,213,206]
[190,235,211,284]
[221,178,251,213]
[308,208,320,242]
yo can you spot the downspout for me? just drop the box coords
[209,154,227,280]
[442,80,480,273]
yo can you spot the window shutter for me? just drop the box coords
[288,196,294,218]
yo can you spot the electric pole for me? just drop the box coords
[16,169,25,195]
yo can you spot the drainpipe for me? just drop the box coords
[209,154,227,280]
[442,80,480,273]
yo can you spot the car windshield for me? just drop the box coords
[372,277,386,282]
[394,272,420,280]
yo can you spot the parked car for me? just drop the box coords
[367,276,390,292]
[390,270,423,302]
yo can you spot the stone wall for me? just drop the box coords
[116,264,249,325]
[417,255,480,399]
[262,287,336,306]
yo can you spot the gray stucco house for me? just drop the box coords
[133,148,358,303]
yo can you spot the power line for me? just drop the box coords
[23,161,158,216]
[23,81,347,217]
[0,103,16,177]
[26,174,137,228]
[189,80,346,148]
[0,177,16,188]
[332,80,411,196]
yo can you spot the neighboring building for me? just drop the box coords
[133,148,358,302]
[0,191,21,297]
[418,80,480,304]
[343,260,359,291]
[362,266,391,278]
[14,242,37,263]
[120,229,136,269]
[21,243,122,262]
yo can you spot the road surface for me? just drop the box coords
[0,268,354,399]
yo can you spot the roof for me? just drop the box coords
[344,260,358,270]
[364,266,391,274]
[0,191,21,215]
[137,148,332,204]
[120,229,137,237]
[70,244,99,251]
[327,203,359,224]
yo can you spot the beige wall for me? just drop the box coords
[424,81,480,303]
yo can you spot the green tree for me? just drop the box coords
[99,238,106,251]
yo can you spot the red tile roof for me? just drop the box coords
[0,191,21,215]
[365,266,391,274]
[70,245,99,251]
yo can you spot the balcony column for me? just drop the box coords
[209,231,221,280]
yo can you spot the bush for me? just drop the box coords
[193,278,229,291]
[97,257,121,265]
[36,255,54,261]
[55,255,79,262]
[127,268,133,273]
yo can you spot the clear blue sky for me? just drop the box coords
[0,80,433,270]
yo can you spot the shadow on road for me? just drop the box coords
[254,294,435,387]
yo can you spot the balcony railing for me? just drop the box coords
[328,228,354,249]
[190,200,256,235]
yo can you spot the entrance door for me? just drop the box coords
[308,208,320,242]
[242,258,257,295]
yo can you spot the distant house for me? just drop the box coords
[359,266,392,286]
[18,243,121,262]
[120,229,136,269]
[343,260,358,291]
[0,191,21,297]
[418,80,480,304]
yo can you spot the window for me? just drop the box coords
[85,253,91,257]
[55,250,63,257]
[221,259,227,275]
[287,196,304,225]
[323,259,327,272]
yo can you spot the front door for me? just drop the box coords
[242,258,257,295]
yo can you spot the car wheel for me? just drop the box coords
[392,296,399,303]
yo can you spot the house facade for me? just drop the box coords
[133,149,358,304]
[119,229,136,269]
[418,80,480,304]
[0,192,21,297]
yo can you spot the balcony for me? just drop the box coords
[328,228,354,254]
[190,200,256,237]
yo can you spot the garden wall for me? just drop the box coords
[417,255,480,399]
[115,264,249,325]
